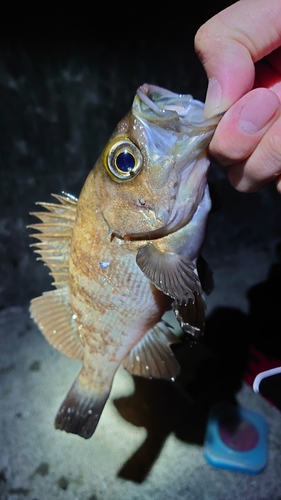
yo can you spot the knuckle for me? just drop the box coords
[194,24,208,49]
[194,23,216,59]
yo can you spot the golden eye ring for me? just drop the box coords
[103,137,143,182]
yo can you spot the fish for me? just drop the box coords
[28,83,221,439]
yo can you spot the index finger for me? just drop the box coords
[195,0,281,117]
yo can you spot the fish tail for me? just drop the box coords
[54,373,110,439]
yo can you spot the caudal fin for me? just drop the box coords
[55,377,110,439]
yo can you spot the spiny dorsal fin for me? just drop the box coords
[136,243,202,302]
[28,192,77,289]
[30,288,84,360]
[123,321,181,381]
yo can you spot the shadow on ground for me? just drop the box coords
[114,307,250,483]
[113,243,281,483]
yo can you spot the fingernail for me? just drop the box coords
[238,92,279,133]
[204,78,222,118]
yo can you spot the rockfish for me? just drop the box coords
[29,84,220,439]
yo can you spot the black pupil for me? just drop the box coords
[116,150,135,172]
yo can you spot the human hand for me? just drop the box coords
[195,0,281,193]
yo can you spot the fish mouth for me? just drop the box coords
[134,83,222,126]
[136,84,184,118]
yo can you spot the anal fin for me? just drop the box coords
[123,322,181,381]
[55,374,110,439]
[30,288,83,360]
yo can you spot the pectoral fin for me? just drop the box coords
[136,243,201,302]
[173,293,206,341]
[30,288,83,360]
[123,322,181,381]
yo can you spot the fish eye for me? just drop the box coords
[104,137,143,182]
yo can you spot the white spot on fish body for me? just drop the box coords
[99,261,110,269]
[52,330,57,335]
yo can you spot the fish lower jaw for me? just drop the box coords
[123,205,195,242]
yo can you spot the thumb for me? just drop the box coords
[194,0,281,118]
